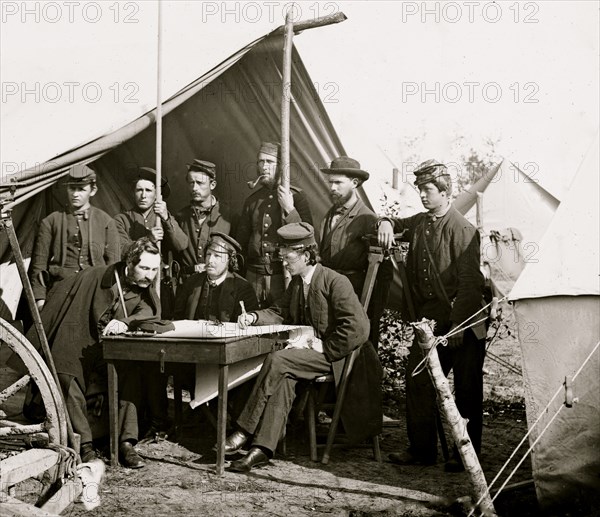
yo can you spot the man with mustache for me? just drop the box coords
[20,237,163,468]
[236,142,313,308]
[319,156,392,349]
[175,160,231,279]
[30,169,120,311]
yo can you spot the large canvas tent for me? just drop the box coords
[0,29,372,316]
[455,160,560,296]
[509,135,600,512]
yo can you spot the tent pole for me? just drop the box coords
[154,0,163,297]
[0,210,78,452]
[280,10,294,191]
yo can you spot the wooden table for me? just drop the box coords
[102,333,280,475]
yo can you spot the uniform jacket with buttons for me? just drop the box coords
[30,207,120,300]
[236,186,312,275]
[174,271,259,322]
[319,198,377,294]
[391,205,484,327]
[175,201,231,270]
[254,263,382,442]
[114,208,188,258]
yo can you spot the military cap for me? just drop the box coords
[258,141,280,159]
[66,168,97,186]
[208,232,242,255]
[131,166,171,199]
[277,222,316,249]
[413,159,449,187]
[187,159,217,179]
[320,156,369,181]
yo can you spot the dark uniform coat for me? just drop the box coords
[174,271,259,322]
[30,207,120,300]
[255,263,382,442]
[175,201,231,272]
[236,187,312,275]
[25,262,160,390]
[114,209,188,257]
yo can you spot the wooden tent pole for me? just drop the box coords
[154,0,163,297]
[412,320,496,516]
[279,10,294,191]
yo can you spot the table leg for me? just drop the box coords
[107,361,119,467]
[216,364,229,476]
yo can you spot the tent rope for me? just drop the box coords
[468,339,600,516]
[411,296,507,377]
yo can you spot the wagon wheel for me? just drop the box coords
[0,317,78,514]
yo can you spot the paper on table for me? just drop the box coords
[159,320,304,339]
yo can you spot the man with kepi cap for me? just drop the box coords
[175,160,231,277]
[114,166,188,257]
[236,142,313,308]
[30,167,120,310]
[223,222,382,473]
[377,159,487,471]
[319,156,392,349]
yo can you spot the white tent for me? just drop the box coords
[509,135,600,512]
[455,160,560,296]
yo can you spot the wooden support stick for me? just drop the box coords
[272,12,347,35]
[412,319,496,516]
[280,10,294,191]
[154,0,163,298]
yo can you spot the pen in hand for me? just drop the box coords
[238,300,253,329]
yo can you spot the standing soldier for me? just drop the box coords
[114,166,188,257]
[30,169,119,311]
[319,156,391,348]
[236,142,312,307]
[176,160,231,278]
[377,159,487,471]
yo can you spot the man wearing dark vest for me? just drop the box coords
[114,166,188,256]
[174,233,258,322]
[224,223,382,473]
[377,160,487,471]
[319,156,392,349]
[175,160,231,278]
[30,169,120,310]
[236,142,313,308]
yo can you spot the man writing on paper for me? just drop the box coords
[16,237,162,468]
[224,222,382,473]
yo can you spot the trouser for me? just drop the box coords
[134,363,169,433]
[237,348,331,454]
[58,372,138,445]
[406,327,486,462]
[245,270,286,308]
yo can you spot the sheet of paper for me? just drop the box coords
[159,320,305,339]
[190,356,266,408]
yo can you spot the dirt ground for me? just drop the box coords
[1,317,540,516]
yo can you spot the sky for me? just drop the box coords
[1,1,598,200]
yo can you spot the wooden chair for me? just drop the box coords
[305,241,388,464]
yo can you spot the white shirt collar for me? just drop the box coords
[208,270,228,286]
[301,264,317,285]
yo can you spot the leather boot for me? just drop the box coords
[119,441,145,469]
[228,447,270,473]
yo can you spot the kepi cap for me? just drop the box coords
[320,156,369,181]
[131,166,171,199]
[66,168,97,186]
[277,222,316,249]
[187,159,216,180]
[258,142,280,159]
[413,159,449,187]
[207,232,242,255]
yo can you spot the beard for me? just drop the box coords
[330,190,352,207]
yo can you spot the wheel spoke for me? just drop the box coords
[0,374,31,404]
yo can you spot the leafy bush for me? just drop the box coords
[378,309,413,414]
